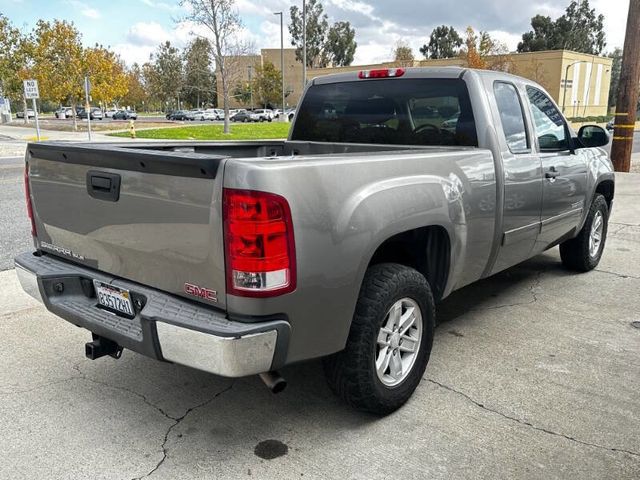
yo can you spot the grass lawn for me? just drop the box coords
[108,122,291,140]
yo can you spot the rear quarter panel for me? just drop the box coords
[223,148,497,363]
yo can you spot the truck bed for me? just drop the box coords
[26,140,462,312]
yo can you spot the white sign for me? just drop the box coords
[23,79,39,99]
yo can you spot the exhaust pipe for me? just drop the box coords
[259,371,287,394]
[85,335,123,360]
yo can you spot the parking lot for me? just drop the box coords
[1,149,638,478]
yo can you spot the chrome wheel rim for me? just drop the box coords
[375,297,423,387]
[589,211,604,258]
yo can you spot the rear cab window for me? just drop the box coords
[493,82,530,153]
[291,78,478,147]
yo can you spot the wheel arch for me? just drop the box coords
[365,225,452,302]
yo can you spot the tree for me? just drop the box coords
[420,25,463,59]
[289,0,357,68]
[517,0,606,55]
[82,44,129,108]
[289,0,328,68]
[181,0,251,133]
[145,41,183,110]
[121,63,147,110]
[183,37,216,108]
[325,21,356,67]
[460,27,512,71]
[393,41,415,67]
[0,14,30,120]
[30,20,84,130]
[607,48,622,110]
[252,60,282,108]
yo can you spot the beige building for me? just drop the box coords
[220,48,612,118]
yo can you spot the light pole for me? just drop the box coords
[561,60,586,114]
[274,11,285,120]
[302,0,306,92]
[247,65,253,110]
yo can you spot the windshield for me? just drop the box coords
[291,78,477,146]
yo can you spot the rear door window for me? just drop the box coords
[493,82,529,153]
[291,78,478,147]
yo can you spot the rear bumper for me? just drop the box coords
[14,252,290,377]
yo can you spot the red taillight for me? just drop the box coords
[223,188,296,297]
[358,68,406,79]
[24,164,37,237]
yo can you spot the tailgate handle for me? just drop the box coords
[87,171,121,202]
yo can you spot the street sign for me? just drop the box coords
[23,79,39,99]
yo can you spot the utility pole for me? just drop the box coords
[302,0,307,92]
[611,0,640,172]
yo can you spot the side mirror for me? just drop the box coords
[578,125,609,148]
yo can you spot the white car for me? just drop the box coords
[202,108,224,121]
[104,108,119,118]
[185,109,204,121]
[252,109,273,122]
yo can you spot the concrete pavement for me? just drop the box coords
[0,175,638,479]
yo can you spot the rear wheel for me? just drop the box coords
[560,194,609,271]
[324,263,435,415]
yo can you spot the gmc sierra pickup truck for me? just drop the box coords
[16,67,614,414]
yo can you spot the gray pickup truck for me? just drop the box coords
[16,67,613,414]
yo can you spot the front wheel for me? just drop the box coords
[560,194,609,271]
[323,263,435,415]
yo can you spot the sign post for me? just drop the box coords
[84,76,92,141]
[23,79,41,141]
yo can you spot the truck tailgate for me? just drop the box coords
[26,143,227,308]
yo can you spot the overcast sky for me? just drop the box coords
[1,0,630,66]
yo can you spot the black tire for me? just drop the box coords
[560,193,609,272]
[323,263,435,415]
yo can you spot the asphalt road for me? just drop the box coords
[1,175,638,479]
[0,156,31,271]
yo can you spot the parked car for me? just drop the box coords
[112,110,137,120]
[231,109,251,122]
[17,67,614,415]
[77,107,103,120]
[166,110,188,121]
[54,107,74,119]
[203,108,224,120]
[251,109,273,122]
[16,109,36,119]
[185,109,204,121]
[104,108,119,118]
[286,108,296,122]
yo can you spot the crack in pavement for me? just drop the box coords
[72,363,178,421]
[594,269,640,280]
[471,269,544,312]
[0,376,81,395]
[131,382,235,480]
[426,379,640,459]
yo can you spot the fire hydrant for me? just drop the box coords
[129,119,136,139]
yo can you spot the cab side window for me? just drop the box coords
[494,82,529,153]
[526,86,569,151]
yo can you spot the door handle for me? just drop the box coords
[545,167,559,180]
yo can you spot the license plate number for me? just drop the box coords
[94,281,134,317]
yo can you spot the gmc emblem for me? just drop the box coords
[184,283,218,302]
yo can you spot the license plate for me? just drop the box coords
[93,281,134,317]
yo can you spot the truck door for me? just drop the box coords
[490,81,543,273]
[525,86,588,250]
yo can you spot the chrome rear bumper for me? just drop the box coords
[14,252,289,377]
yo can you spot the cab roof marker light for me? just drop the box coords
[358,68,406,79]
